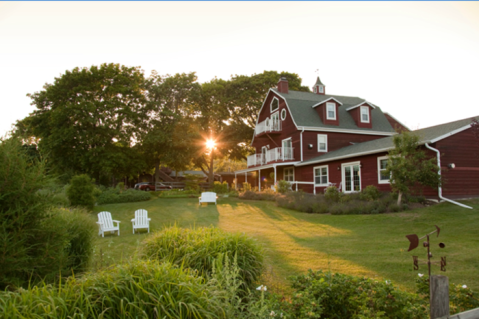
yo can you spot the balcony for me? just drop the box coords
[254,118,281,136]
[247,147,294,167]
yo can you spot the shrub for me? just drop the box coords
[184,174,202,191]
[213,181,229,194]
[360,185,381,201]
[275,180,291,194]
[0,260,223,319]
[67,174,96,210]
[288,270,427,319]
[142,225,264,290]
[97,188,151,204]
[0,138,52,289]
[324,186,341,202]
[243,182,252,191]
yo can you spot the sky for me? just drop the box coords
[1,2,479,137]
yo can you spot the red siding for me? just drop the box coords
[436,128,479,198]
[349,105,373,129]
[314,101,339,126]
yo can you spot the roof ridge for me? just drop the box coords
[413,116,479,132]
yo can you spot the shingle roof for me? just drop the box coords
[297,116,479,166]
[272,89,395,133]
[314,76,325,86]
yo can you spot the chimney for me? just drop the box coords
[277,77,289,93]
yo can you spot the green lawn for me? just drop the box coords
[92,196,479,292]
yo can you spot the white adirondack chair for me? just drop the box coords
[97,211,121,237]
[199,192,217,205]
[131,209,151,234]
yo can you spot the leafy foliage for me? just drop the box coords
[67,174,96,210]
[386,131,441,205]
[213,181,229,194]
[142,226,264,290]
[288,270,427,319]
[360,185,381,201]
[21,63,149,183]
[275,180,291,194]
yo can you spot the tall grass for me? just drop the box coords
[142,226,264,290]
[0,260,224,319]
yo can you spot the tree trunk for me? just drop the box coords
[397,191,403,206]
[154,160,160,184]
[209,148,215,187]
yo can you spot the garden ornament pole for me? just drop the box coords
[405,225,448,319]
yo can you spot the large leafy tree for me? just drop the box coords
[386,131,441,205]
[143,72,202,182]
[20,63,148,183]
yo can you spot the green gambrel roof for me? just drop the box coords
[272,89,396,133]
[298,116,479,166]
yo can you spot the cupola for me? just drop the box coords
[313,76,325,95]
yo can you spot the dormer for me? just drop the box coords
[313,76,325,95]
[312,97,343,126]
[346,101,376,128]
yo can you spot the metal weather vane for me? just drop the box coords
[405,225,447,277]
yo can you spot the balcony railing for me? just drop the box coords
[255,118,281,135]
[247,147,294,167]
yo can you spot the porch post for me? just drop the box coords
[234,173,237,190]
[245,172,247,183]
[258,169,261,191]
[274,165,277,185]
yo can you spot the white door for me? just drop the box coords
[342,162,361,192]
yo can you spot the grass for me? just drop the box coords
[92,196,479,292]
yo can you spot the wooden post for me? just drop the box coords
[430,275,449,319]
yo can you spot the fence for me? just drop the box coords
[157,182,211,190]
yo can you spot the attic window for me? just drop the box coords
[360,106,369,123]
[281,109,287,121]
[318,86,324,93]
[326,102,336,120]
[271,97,279,112]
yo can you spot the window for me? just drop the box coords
[377,156,390,183]
[284,167,294,182]
[282,138,293,160]
[342,162,361,193]
[326,102,336,120]
[318,86,324,93]
[317,134,327,152]
[281,109,287,121]
[271,112,279,130]
[314,87,317,94]
[271,97,279,112]
[314,165,328,185]
[360,106,370,123]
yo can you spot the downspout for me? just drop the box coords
[425,143,473,209]
[300,128,305,162]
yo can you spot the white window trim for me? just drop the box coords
[314,165,329,186]
[283,167,294,182]
[360,106,370,123]
[314,87,317,94]
[281,108,287,121]
[326,102,336,120]
[317,134,327,152]
[318,86,324,93]
[341,161,361,193]
[377,156,390,184]
[270,97,279,112]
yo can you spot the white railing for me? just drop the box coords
[255,118,282,135]
[247,147,294,167]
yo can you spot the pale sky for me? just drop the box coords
[1,2,479,137]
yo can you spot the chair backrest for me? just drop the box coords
[134,209,148,225]
[201,192,216,200]
[98,211,114,228]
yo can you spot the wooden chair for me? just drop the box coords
[97,211,120,237]
[199,192,217,205]
[131,209,151,234]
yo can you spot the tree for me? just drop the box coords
[20,63,149,184]
[143,72,202,183]
[386,131,441,205]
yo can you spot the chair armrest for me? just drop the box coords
[147,218,151,221]
[131,218,135,222]
[112,220,121,223]
[96,221,103,225]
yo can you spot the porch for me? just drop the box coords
[247,147,294,167]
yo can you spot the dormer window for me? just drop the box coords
[271,97,279,112]
[326,102,336,120]
[360,106,369,123]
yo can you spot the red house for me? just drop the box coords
[234,77,479,201]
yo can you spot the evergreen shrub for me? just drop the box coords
[66,174,96,210]
[213,181,229,194]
